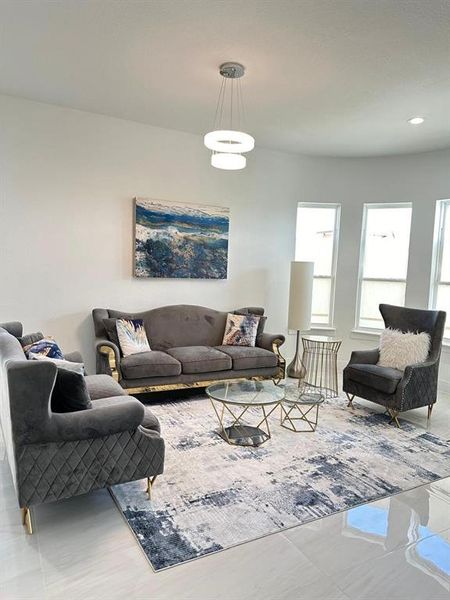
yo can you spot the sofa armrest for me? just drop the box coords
[346,348,379,366]
[96,339,121,381]
[64,350,83,364]
[256,332,285,351]
[46,397,145,443]
[257,332,286,380]
[397,359,439,411]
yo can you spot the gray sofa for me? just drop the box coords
[0,322,165,533]
[93,304,286,394]
[343,304,446,427]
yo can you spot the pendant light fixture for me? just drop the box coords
[204,62,254,170]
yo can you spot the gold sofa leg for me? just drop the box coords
[345,393,355,408]
[388,409,401,428]
[21,507,33,534]
[146,476,157,499]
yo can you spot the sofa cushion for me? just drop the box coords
[121,351,181,379]
[215,345,278,370]
[345,363,403,395]
[85,374,127,400]
[166,346,231,374]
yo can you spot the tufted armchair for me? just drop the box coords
[343,304,446,427]
[0,322,165,533]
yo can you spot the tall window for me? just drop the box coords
[430,199,450,340]
[295,203,341,327]
[356,203,412,330]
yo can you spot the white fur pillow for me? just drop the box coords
[378,328,430,371]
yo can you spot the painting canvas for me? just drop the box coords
[134,198,229,279]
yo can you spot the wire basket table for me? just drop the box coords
[302,335,342,398]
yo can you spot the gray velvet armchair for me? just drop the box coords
[343,304,446,427]
[0,323,165,533]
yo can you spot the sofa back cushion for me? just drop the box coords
[108,305,229,351]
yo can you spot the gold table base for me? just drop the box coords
[209,398,280,447]
[280,401,321,432]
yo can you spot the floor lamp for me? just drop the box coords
[286,261,314,389]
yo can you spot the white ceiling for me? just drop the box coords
[1,0,450,157]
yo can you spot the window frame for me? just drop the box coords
[296,202,341,329]
[429,199,450,341]
[355,202,413,332]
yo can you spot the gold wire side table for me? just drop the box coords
[280,385,324,432]
[301,336,342,398]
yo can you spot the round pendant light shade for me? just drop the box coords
[204,130,255,153]
[205,62,254,170]
[211,152,246,170]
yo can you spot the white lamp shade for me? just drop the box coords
[211,153,246,170]
[204,130,255,153]
[288,261,314,331]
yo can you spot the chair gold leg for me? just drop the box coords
[345,393,355,408]
[427,404,433,421]
[21,507,33,534]
[146,476,157,500]
[388,409,401,428]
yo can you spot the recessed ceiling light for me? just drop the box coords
[407,116,425,125]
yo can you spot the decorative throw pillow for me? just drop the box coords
[30,354,85,375]
[22,337,64,360]
[51,369,92,413]
[378,328,430,371]
[19,332,44,347]
[234,309,267,337]
[222,313,260,347]
[116,318,151,357]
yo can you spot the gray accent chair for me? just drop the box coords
[343,304,446,427]
[0,322,165,533]
[93,304,286,394]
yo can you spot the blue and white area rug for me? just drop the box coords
[111,395,450,571]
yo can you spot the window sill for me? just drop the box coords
[288,326,336,335]
[307,326,337,333]
[350,328,381,341]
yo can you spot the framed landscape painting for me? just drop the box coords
[134,198,230,279]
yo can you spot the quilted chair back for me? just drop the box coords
[379,304,446,360]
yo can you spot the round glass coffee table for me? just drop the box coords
[206,380,285,447]
[280,384,324,432]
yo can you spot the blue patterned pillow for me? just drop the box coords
[23,338,64,360]
[116,319,151,357]
[222,314,260,347]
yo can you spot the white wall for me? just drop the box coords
[298,150,450,391]
[1,94,449,390]
[0,95,300,372]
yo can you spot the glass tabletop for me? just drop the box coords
[206,380,285,406]
[281,383,325,405]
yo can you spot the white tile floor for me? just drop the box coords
[1,394,449,600]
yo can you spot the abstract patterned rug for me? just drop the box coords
[110,394,450,571]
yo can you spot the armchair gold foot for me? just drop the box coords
[427,404,434,421]
[21,507,33,534]
[146,476,157,500]
[387,409,401,428]
[345,393,355,408]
